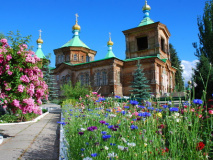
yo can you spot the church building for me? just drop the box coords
[50,1,176,97]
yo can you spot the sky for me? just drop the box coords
[0,0,206,83]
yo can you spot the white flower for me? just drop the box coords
[126,114,132,118]
[176,118,181,122]
[107,152,117,157]
[104,146,109,150]
[109,114,116,117]
[83,157,93,160]
[174,112,180,117]
[118,145,125,150]
[127,142,136,147]
[80,128,86,131]
[121,137,127,143]
[144,143,147,147]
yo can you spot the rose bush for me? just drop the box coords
[0,38,48,115]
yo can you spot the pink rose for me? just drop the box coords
[209,110,213,115]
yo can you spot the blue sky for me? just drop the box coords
[0,0,205,76]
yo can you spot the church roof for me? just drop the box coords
[138,17,154,27]
[105,50,116,58]
[35,48,46,59]
[61,35,90,49]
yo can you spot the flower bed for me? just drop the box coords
[59,94,213,159]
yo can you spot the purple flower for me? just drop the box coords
[130,100,139,106]
[99,120,106,124]
[78,132,84,135]
[87,126,98,131]
[146,101,152,107]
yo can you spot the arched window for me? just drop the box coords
[85,73,89,86]
[102,71,107,85]
[66,55,70,62]
[74,54,77,61]
[96,72,101,86]
[62,76,65,83]
[80,74,84,85]
[86,56,90,62]
[66,75,71,83]
[117,71,120,83]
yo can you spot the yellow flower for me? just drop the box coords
[144,143,147,147]
[156,112,162,118]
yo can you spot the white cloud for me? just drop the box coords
[181,60,199,85]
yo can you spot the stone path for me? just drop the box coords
[0,104,61,160]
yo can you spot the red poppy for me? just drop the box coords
[196,142,205,150]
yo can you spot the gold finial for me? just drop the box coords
[142,0,151,11]
[107,32,114,46]
[37,29,43,44]
[72,13,81,30]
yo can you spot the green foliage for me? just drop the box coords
[42,109,48,113]
[0,114,17,123]
[6,30,33,51]
[169,44,184,91]
[61,81,91,99]
[193,0,213,99]
[0,33,5,46]
[130,61,150,99]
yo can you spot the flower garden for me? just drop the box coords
[59,93,213,160]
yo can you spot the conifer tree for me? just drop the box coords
[130,61,150,100]
[193,0,213,99]
[42,54,58,102]
[169,43,184,91]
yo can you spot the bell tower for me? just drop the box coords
[123,0,171,60]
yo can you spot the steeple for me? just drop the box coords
[105,33,116,58]
[61,14,89,49]
[35,29,46,59]
[138,0,154,27]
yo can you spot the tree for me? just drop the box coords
[193,0,213,99]
[42,54,58,102]
[0,35,48,115]
[0,33,5,46]
[169,44,184,91]
[130,61,150,100]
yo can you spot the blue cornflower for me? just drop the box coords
[110,143,116,146]
[108,125,113,129]
[105,123,109,125]
[102,135,112,139]
[138,112,151,117]
[124,106,130,109]
[96,100,101,102]
[115,95,121,99]
[101,131,107,134]
[69,114,73,116]
[61,118,65,120]
[91,153,98,157]
[99,98,106,101]
[147,107,154,110]
[169,107,179,112]
[69,109,73,111]
[146,101,152,107]
[138,105,145,109]
[57,121,66,125]
[88,109,93,111]
[163,105,169,108]
[155,109,162,112]
[130,100,139,106]
[130,125,138,130]
[121,111,127,115]
[132,119,137,121]
[106,109,111,112]
[193,99,203,105]
[81,148,85,151]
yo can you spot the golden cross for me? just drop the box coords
[109,32,111,40]
[75,13,79,23]
[39,29,42,38]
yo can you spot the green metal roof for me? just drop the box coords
[161,58,168,63]
[124,55,157,62]
[105,50,116,58]
[35,48,46,59]
[61,35,90,49]
[138,17,154,27]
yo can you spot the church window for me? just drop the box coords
[80,74,84,85]
[161,38,165,52]
[137,36,148,51]
[117,71,120,83]
[56,75,59,81]
[85,73,89,85]
[62,76,65,83]
[102,71,107,85]
[86,56,90,62]
[96,72,101,86]
[66,75,71,83]
[82,56,84,62]
[66,55,70,62]
[74,54,77,61]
